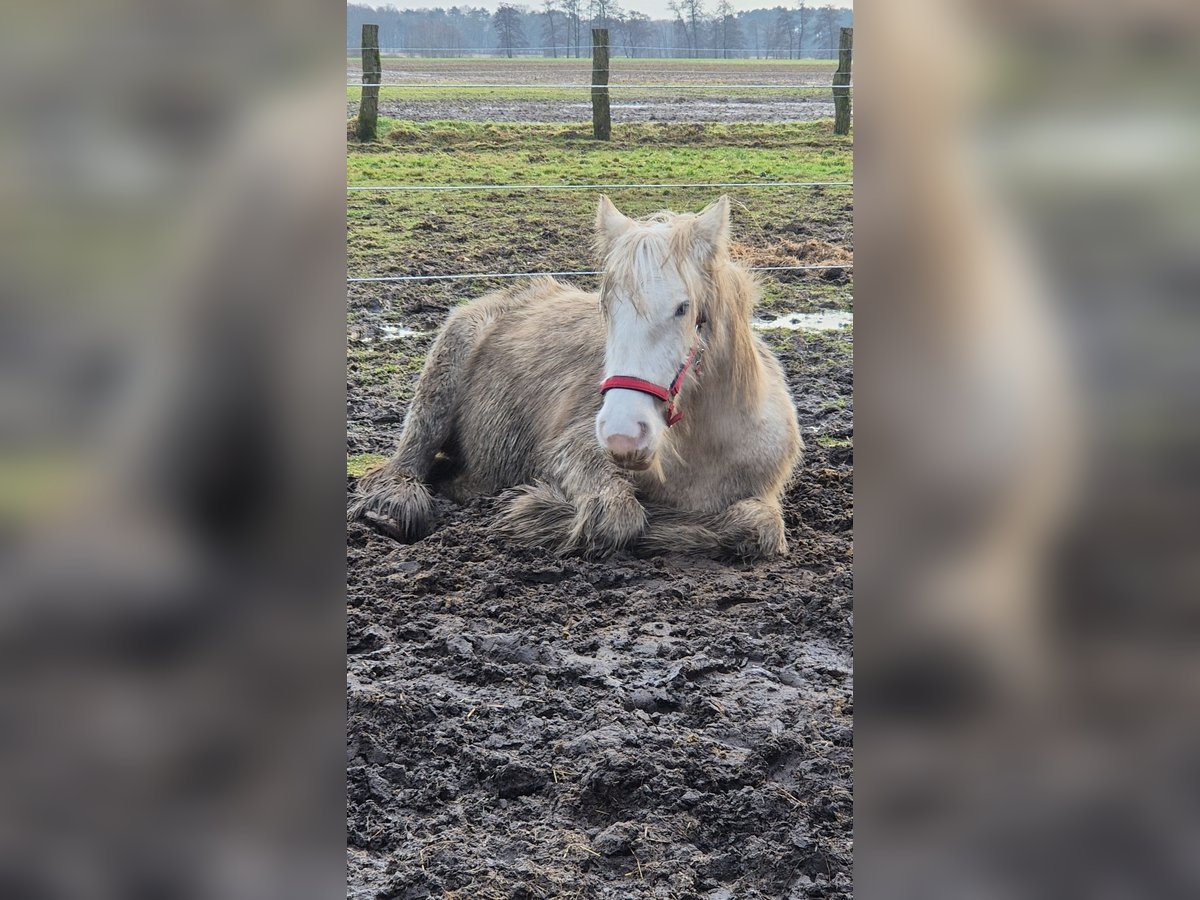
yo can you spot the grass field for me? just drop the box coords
[347,120,852,281]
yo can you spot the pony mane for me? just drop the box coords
[597,210,710,319]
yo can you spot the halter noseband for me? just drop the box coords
[599,315,706,427]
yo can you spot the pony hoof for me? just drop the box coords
[570,491,646,559]
[348,468,436,542]
[725,530,788,562]
[496,483,576,549]
[715,500,788,562]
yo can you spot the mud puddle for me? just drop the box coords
[354,310,852,347]
[754,311,853,331]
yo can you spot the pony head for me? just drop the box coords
[594,195,730,470]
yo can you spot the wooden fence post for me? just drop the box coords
[833,27,852,135]
[591,28,611,141]
[356,24,381,142]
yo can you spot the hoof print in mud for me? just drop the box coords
[591,821,640,856]
[490,760,546,800]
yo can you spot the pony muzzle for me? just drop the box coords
[596,393,661,469]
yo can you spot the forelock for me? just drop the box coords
[599,213,704,316]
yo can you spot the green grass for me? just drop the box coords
[347,453,389,477]
[349,120,850,184]
[348,342,426,399]
[821,396,849,412]
[350,119,850,156]
[0,453,83,520]
[758,324,853,361]
[814,434,853,449]
[758,280,853,314]
[347,120,852,317]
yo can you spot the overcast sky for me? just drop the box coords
[356,1,853,18]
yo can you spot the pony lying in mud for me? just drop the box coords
[350,196,802,560]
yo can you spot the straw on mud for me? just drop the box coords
[775,784,804,807]
[559,832,602,859]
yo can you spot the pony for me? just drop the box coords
[350,195,803,560]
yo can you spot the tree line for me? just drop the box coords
[347,3,852,60]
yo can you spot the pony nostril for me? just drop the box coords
[606,434,639,456]
[637,421,649,442]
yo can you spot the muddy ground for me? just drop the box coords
[357,97,836,125]
[347,58,839,124]
[346,58,837,86]
[347,306,853,898]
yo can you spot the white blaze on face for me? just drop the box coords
[596,264,691,457]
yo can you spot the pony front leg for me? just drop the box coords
[715,497,788,560]
[498,424,646,558]
[638,497,788,561]
[564,484,647,557]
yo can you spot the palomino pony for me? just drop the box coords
[350,196,802,560]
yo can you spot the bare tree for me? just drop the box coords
[610,1,626,41]
[714,1,743,59]
[589,0,613,32]
[813,4,841,59]
[669,0,706,57]
[622,10,652,57]
[492,4,529,59]
[684,0,707,58]
[770,8,794,59]
[787,1,806,58]
[608,5,635,57]
[542,2,562,57]
[667,2,690,58]
[668,2,688,57]
[554,0,578,57]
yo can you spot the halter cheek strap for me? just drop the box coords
[599,316,706,427]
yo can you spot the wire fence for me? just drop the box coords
[348,264,852,284]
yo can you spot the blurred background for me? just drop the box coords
[0,1,346,898]
[857,0,1200,897]
[1,0,1198,897]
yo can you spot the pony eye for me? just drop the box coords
[674,302,690,318]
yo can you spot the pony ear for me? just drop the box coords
[595,195,633,257]
[692,195,731,261]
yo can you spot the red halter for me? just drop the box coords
[599,320,706,427]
